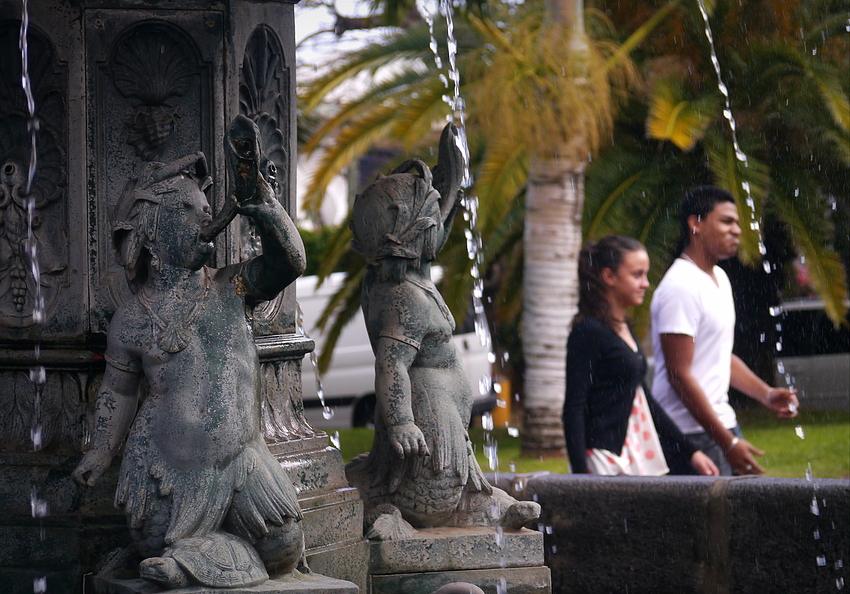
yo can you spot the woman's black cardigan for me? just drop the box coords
[562,316,698,474]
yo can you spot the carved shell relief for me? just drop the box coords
[110,23,196,161]
[0,21,68,328]
[239,26,291,326]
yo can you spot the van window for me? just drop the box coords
[779,302,850,358]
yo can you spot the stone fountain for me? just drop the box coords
[0,2,364,592]
[0,2,550,593]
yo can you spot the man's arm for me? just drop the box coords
[660,333,766,474]
[730,354,799,418]
[72,363,141,486]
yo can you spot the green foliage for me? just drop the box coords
[332,407,850,478]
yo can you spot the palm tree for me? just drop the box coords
[298,0,635,456]
[584,0,849,327]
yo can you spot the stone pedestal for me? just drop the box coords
[368,527,551,594]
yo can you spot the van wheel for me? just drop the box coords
[353,395,376,428]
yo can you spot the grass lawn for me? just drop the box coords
[329,407,849,479]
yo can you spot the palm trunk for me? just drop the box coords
[520,0,586,457]
[521,152,585,456]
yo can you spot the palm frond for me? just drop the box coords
[316,264,367,374]
[771,181,848,326]
[704,130,771,266]
[646,77,720,150]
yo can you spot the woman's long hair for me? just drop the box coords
[575,235,645,328]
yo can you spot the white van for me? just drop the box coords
[296,272,497,429]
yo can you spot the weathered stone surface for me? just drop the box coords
[0,2,365,593]
[305,539,370,593]
[369,527,544,574]
[501,472,850,594]
[725,477,849,593]
[371,566,551,594]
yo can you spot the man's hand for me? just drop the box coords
[72,448,114,487]
[765,387,799,419]
[726,438,765,475]
[387,422,429,459]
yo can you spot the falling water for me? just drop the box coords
[697,4,843,585]
[419,3,504,585]
[695,0,766,260]
[20,3,49,593]
[295,301,334,422]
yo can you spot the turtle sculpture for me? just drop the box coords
[346,123,540,539]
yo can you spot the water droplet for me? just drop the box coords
[509,462,516,472]
[777,361,785,374]
[30,426,42,450]
[788,402,797,415]
[814,528,820,539]
[482,412,494,431]
[763,261,771,274]
[330,431,340,450]
[759,333,765,343]
[507,427,519,438]
[795,426,805,439]
[322,406,334,420]
[30,489,48,519]
[811,496,820,516]
[817,555,827,566]
[33,577,47,594]
[775,342,783,352]
[29,366,46,385]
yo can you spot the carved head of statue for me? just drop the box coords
[350,159,442,281]
[111,153,214,288]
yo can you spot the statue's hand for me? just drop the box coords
[71,448,113,487]
[235,170,277,217]
[387,422,429,459]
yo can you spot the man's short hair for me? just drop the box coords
[679,186,736,246]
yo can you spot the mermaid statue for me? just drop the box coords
[346,123,540,540]
[72,116,308,588]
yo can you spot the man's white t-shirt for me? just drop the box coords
[651,258,738,434]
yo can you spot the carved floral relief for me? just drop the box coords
[0,21,68,328]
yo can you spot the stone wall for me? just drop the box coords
[490,473,849,594]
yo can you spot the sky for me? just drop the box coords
[294,1,387,69]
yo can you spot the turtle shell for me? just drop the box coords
[165,532,268,588]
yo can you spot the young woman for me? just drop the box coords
[562,235,719,476]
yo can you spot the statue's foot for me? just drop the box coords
[365,505,416,540]
[139,556,190,588]
[499,500,541,530]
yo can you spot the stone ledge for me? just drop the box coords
[490,473,850,594]
[369,527,544,575]
[371,565,551,594]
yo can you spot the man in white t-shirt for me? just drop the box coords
[651,186,799,475]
